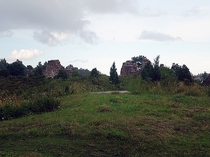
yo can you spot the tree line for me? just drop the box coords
[109,55,208,86]
[0,56,207,86]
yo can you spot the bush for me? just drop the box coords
[0,103,28,120]
[28,96,60,113]
[0,96,60,121]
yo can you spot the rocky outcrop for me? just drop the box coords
[120,60,138,76]
[43,60,63,78]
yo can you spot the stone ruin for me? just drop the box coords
[65,64,77,75]
[120,59,149,76]
[120,60,139,76]
[42,60,78,78]
[43,60,63,78]
[202,74,210,86]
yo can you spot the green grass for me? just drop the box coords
[0,93,210,156]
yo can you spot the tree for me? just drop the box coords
[141,61,153,80]
[34,62,46,76]
[90,68,99,78]
[159,66,177,81]
[141,55,161,81]
[171,63,192,83]
[153,65,161,81]
[7,60,26,76]
[71,70,81,77]
[109,62,120,84]
[153,55,160,67]
[26,65,33,71]
[0,59,8,70]
[132,55,147,69]
[202,71,208,81]
[0,68,10,77]
[55,69,68,80]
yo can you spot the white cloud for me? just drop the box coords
[167,18,210,42]
[183,7,201,17]
[0,31,14,38]
[8,49,43,60]
[139,30,182,42]
[84,0,139,14]
[69,59,88,63]
[0,0,140,45]
[183,6,210,17]
[79,30,98,44]
[33,31,69,46]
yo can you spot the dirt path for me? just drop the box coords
[91,91,130,94]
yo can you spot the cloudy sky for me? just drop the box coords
[1,0,210,75]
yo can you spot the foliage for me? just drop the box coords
[78,68,90,76]
[141,61,161,82]
[7,60,26,76]
[33,62,46,76]
[171,63,193,83]
[90,68,99,78]
[55,69,68,80]
[0,58,8,70]
[0,68,10,77]
[27,96,60,113]
[131,55,147,68]
[71,70,81,78]
[159,66,177,81]
[0,96,60,121]
[109,62,120,85]
[153,64,161,81]
[202,71,208,80]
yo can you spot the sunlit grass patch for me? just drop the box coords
[97,104,112,112]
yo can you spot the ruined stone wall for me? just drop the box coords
[202,74,210,86]
[120,60,139,76]
[43,60,62,78]
[120,59,150,76]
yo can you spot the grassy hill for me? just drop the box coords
[0,91,210,156]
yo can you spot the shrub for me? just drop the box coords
[28,96,60,113]
[0,96,60,121]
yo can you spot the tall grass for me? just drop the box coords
[120,75,208,96]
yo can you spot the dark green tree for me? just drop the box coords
[0,59,8,70]
[55,69,68,80]
[78,68,90,76]
[202,71,208,81]
[141,55,161,81]
[34,62,46,76]
[90,68,99,78]
[132,55,147,68]
[109,62,120,84]
[26,65,33,71]
[141,61,153,80]
[159,66,177,81]
[152,55,161,81]
[71,70,81,77]
[153,55,160,67]
[0,68,10,77]
[7,60,26,76]
[171,63,192,83]
[153,65,161,81]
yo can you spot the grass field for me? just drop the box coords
[0,92,210,156]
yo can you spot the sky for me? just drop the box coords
[0,0,210,75]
